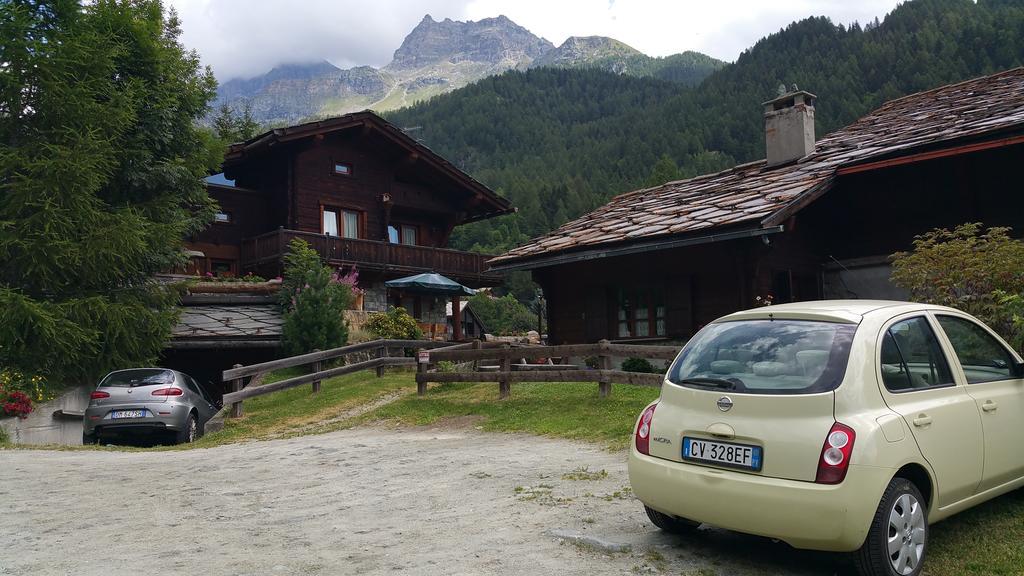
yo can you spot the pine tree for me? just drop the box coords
[0,0,219,382]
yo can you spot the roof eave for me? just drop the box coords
[488,224,786,272]
[223,111,512,216]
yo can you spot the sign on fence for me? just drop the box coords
[417,350,430,364]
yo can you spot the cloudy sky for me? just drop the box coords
[167,0,903,81]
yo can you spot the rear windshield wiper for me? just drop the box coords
[677,377,739,390]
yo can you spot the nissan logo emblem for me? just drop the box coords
[717,396,733,412]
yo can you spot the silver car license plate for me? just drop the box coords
[683,437,762,471]
[111,410,146,419]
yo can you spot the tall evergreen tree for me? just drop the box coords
[0,0,219,382]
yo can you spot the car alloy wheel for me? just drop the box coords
[177,413,198,444]
[887,493,926,575]
[854,477,928,576]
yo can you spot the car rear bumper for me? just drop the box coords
[83,403,189,435]
[628,447,893,551]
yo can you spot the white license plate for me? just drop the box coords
[683,437,762,471]
[111,410,146,419]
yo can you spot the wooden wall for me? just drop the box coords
[532,142,1024,344]
[187,185,272,275]
[289,131,465,247]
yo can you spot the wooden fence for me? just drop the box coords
[416,339,681,399]
[220,339,450,417]
[219,338,684,417]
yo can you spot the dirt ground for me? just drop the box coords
[0,426,845,575]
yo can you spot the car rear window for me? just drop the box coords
[99,369,174,387]
[668,320,856,395]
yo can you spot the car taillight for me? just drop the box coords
[815,422,856,484]
[151,387,183,396]
[635,403,658,455]
[90,391,110,399]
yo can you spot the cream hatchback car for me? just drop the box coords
[629,300,1024,576]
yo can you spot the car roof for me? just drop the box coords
[103,368,185,381]
[716,300,961,324]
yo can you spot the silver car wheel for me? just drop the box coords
[887,492,925,575]
[186,415,197,443]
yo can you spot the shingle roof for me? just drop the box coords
[224,110,514,223]
[490,67,1024,268]
[172,305,283,340]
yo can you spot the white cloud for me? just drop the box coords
[463,0,901,62]
[167,0,472,80]
[167,0,902,81]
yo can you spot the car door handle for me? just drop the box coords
[982,401,999,413]
[912,415,932,427]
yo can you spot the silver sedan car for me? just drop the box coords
[83,368,221,445]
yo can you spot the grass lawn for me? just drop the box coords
[360,379,658,450]
[190,367,416,448]
[924,487,1024,576]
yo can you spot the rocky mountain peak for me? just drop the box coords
[387,13,554,71]
[533,36,641,69]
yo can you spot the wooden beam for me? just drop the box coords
[415,369,663,388]
[222,339,447,380]
[836,133,1024,176]
[452,295,463,342]
[428,342,680,363]
[223,357,416,404]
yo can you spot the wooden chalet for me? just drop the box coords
[185,111,514,327]
[489,69,1024,345]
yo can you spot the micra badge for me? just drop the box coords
[652,437,672,445]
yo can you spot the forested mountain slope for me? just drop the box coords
[386,0,1024,254]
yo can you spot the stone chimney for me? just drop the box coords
[762,85,816,167]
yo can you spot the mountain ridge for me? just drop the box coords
[384,0,1024,257]
[212,15,723,125]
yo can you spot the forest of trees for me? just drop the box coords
[387,0,1024,257]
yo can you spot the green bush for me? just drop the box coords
[0,370,59,405]
[621,357,659,373]
[890,223,1024,348]
[436,361,457,373]
[278,239,353,355]
[366,307,423,340]
[467,293,537,335]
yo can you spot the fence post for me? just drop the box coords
[499,343,511,399]
[598,340,612,398]
[229,363,244,418]
[417,349,428,396]
[471,339,481,371]
[312,349,322,394]
[376,343,386,377]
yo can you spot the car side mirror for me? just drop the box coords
[1016,361,1024,379]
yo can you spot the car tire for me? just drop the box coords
[644,505,700,534]
[853,477,928,576]
[176,412,198,445]
[82,431,97,445]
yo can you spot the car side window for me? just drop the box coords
[937,315,1017,384]
[182,375,200,395]
[880,317,954,392]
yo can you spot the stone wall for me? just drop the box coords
[361,282,389,313]
[0,384,92,446]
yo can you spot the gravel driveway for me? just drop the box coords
[0,426,843,575]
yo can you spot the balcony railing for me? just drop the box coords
[240,228,501,285]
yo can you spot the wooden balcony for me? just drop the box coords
[240,229,502,286]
